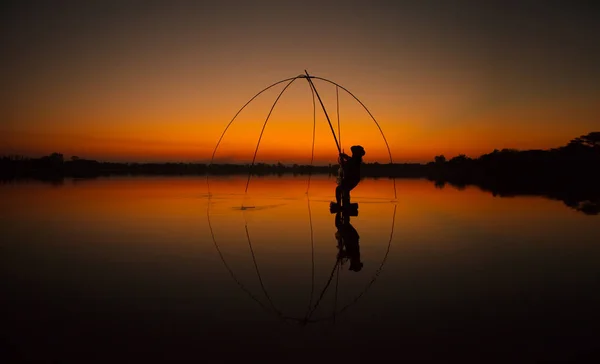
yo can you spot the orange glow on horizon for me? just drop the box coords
[3,75,598,164]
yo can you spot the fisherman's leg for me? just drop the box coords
[335,185,342,205]
[341,179,359,206]
[337,181,348,206]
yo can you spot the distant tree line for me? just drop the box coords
[0,155,340,179]
[2,132,598,180]
[2,132,599,214]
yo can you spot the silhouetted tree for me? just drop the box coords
[449,154,471,164]
[49,153,64,164]
[571,132,600,149]
[434,155,446,164]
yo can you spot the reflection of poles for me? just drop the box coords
[335,204,397,316]
[305,210,346,325]
[333,260,340,324]
[207,196,398,326]
[245,224,280,315]
[207,197,282,320]
[305,196,315,317]
[303,258,341,323]
[305,203,398,324]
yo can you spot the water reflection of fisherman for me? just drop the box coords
[335,211,363,272]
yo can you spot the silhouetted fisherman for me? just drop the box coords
[335,211,363,272]
[334,145,365,208]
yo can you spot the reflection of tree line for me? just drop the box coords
[2,132,599,214]
[426,132,600,215]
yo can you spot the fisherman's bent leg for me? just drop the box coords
[340,179,359,206]
[335,185,343,205]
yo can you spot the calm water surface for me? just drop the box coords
[2,176,599,362]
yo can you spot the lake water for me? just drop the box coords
[2,176,599,362]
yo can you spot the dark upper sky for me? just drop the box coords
[2,0,599,162]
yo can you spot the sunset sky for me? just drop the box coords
[2,0,599,164]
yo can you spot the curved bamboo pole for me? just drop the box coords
[244,77,298,193]
[208,73,397,199]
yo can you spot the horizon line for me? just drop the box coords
[2,133,595,165]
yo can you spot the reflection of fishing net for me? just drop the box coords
[207,71,396,201]
[207,194,397,326]
[206,72,398,325]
